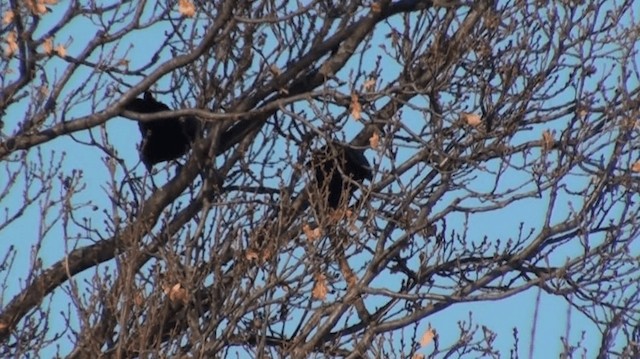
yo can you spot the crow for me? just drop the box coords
[309,143,373,209]
[123,92,199,170]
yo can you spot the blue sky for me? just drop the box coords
[1,0,638,357]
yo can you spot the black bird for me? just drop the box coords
[309,143,373,209]
[123,92,199,170]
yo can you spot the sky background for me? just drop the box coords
[1,0,638,357]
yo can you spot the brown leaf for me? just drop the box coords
[363,77,376,92]
[260,247,273,262]
[167,283,188,306]
[303,223,322,242]
[412,354,425,359]
[245,248,259,261]
[350,92,362,120]
[117,59,129,69]
[461,112,482,126]
[622,117,638,131]
[577,109,587,119]
[38,85,49,99]
[26,0,48,15]
[134,292,145,307]
[4,31,18,57]
[339,258,357,288]
[42,38,53,55]
[178,0,196,17]
[371,2,382,12]
[369,131,380,149]
[631,161,640,173]
[269,64,282,76]
[312,272,328,300]
[542,129,554,151]
[330,208,352,222]
[54,44,66,57]
[420,327,436,347]
[2,10,14,25]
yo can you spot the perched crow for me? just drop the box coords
[309,143,373,209]
[124,92,199,170]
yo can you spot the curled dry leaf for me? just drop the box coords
[38,85,49,99]
[54,44,66,57]
[43,38,53,55]
[350,92,362,120]
[26,0,48,15]
[269,64,282,76]
[461,112,482,126]
[577,109,587,119]
[312,272,328,300]
[117,59,129,69]
[167,283,188,306]
[329,208,350,222]
[303,223,322,242]
[339,258,357,288]
[5,31,18,57]
[631,160,640,173]
[369,131,380,149]
[622,117,638,131]
[542,129,554,151]
[245,248,259,261]
[178,0,196,17]
[134,292,145,307]
[371,2,382,12]
[2,10,14,25]
[260,247,273,262]
[420,326,436,347]
[363,77,376,92]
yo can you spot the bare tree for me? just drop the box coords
[1,0,639,357]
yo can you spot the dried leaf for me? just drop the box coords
[178,0,196,17]
[245,248,259,261]
[117,59,129,69]
[26,0,48,15]
[363,77,376,92]
[542,129,554,151]
[134,292,144,307]
[167,283,188,306]
[412,354,425,359]
[44,0,58,4]
[4,31,18,57]
[312,272,328,300]
[2,10,14,25]
[461,112,482,126]
[0,322,7,331]
[42,38,53,55]
[269,64,282,76]
[369,131,380,149]
[38,85,49,99]
[339,258,357,288]
[577,109,587,119]
[420,327,436,347]
[622,117,638,131]
[631,161,640,173]
[54,44,66,57]
[350,92,362,120]
[261,247,273,261]
[371,2,382,12]
[303,223,322,242]
[330,208,352,222]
